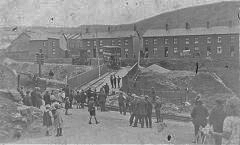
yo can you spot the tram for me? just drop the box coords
[102,46,122,69]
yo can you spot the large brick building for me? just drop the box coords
[65,30,141,59]
[142,25,239,64]
[6,31,68,61]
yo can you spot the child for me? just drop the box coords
[88,97,99,124]
[65,97,70,115]
[43,104,53,136]
[53,104,63,137]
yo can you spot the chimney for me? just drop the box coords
[165,24,169,31]
[206,21,210,29]
[108,26,111,32]
[228,20,233,28]
[185,22,190,30]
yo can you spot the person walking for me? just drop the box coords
[209,99,226,145]
[110,75,113,89]
[53,104,63,137]
[86,88,92,103]
[88,97,99,124]
[210,96,240,145]
[145,96,153,128]
[69,90,74,109]
[113,75,117,89]
[117,76,121,88]
[191,100,209,143]
[118,92,126,115]
[43,104,53,136]
[195,62,199,75]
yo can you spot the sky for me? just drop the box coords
[0,0,237,27]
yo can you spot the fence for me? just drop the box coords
[67,64,108,89]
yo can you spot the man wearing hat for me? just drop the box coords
[88,97,99,124]
[209,99,226,145]
[145,95,153,128]
[129,94,137,126]
[118,92,126,115]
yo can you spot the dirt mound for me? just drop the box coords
[146,64,170,74]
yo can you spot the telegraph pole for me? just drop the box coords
[35,48,44,77]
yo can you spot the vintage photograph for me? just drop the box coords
[0,0,239,144]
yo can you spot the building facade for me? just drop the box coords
[6,31,68,61]
[65,30,140,59]
[143,26,239,65]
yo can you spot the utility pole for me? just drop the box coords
[96,31,101,78]
[35,48,44,77]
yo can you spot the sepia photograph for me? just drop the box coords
[0,0,239,144]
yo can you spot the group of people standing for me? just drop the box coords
[110,75,121,89]
[191,94,240,145]
[118,92,163,128]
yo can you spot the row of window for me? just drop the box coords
[149,46,235,57]
[43,41,56,47]
[86,39,129,47]
[146,36,236,45]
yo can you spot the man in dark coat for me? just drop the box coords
[191,100,209,142]
[129,96,137,126]
[31,88,37,107]
[113,75,117,89]
[35,87,42,109]
[110,75,113,88]
[86,88,92,103]
[98,88,106,112]
[69,90,74,109]
[43,91,51,105]
[195,62,199,75]
[145,96,153,128]
[64,85,70,99]
[138,98,148,128]
[104,83,109,96]
[209,99,226,145]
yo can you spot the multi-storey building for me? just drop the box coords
[6,31,68,61]
[65,30,141,59]
[143,25,239,64]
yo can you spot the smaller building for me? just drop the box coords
[6,31,68,61]
[65,30,141,59]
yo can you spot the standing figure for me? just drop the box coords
[53,104,63,137]
[138,97,148,128]
[113,75,117,89]
[23,90,32,106]
[118,92,126,115]
[117,76,121,88]
[150,87,156,103]
[44,91,51,105]
[155,99,162,123]
[209,99,226,145]
[65,97,70,115]
[88,97,99,124]
[129,96,136,126]
[49,70,54,79]
[145,96,153,128]
[133,98,141,127]
[69,90,74,109]
[35,87,43,109]
[75,91,81,109]
[104,83,110,96]
[80,90,86,109]
[110,75,113,88]
[195,62,199,75]
[98,88,106,112]
[31,87,37,107]
[86,88,92,103]
[43,104,53,136]
[191,100,209,143]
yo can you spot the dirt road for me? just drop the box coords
[14,108,194,144]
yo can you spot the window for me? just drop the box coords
[125,49,129,58]
[183,47,190,56]
[52,48,56,55]
[207,37,211,44]
[173,38,177,44]
[194,47,199,51]
[185,38,190,44]
[100,40,103,46]
[230,46,234,57]
[153,39,157,45]
[43,42,46,46]
[52,41,55,46]
[207,46,211,56]
[145,40,149,45]
[93,40,97,46]
[164,38,168,45]
[112,40,115,45]
[118,40,121,46]
[174,47,178,53]
[194,37,199,44]
[124,40,128,46]
[164,47,168,57]
[230,36,235,42]
[153,48,157,55]
[87,49,91,53]
[217,36,222,43]
[217,46,222,54]
[87,41,90,47]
